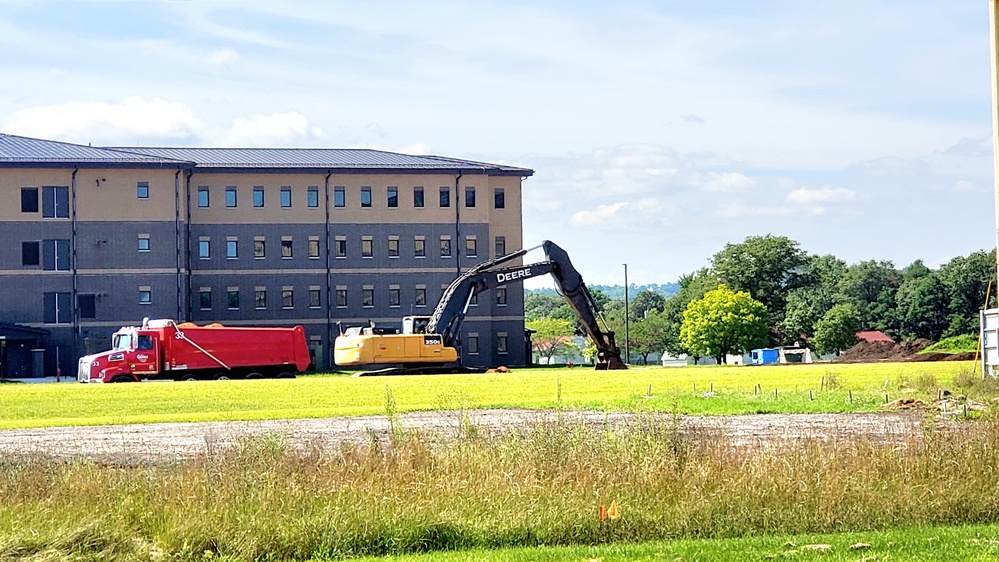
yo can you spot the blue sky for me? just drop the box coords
[0,1,994,286]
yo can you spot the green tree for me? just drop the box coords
[895,272,948,340]
[680,286,769,364]
[812,303,861,355]
[662,268,720,356]
[938,249,996,336]
[630,310,672,364]
[779,254,848,346]
[710,235,807,327]
[629,290,666,322]
[526,318,575,363]
[524,293,574,323]
[836,260,901,336]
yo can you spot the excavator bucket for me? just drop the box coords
[595,351,628,370]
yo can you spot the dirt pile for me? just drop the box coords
[834,338,977,363]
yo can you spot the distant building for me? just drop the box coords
[856,330,893,343]
[0,134,533,376]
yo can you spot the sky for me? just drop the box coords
[0,1,994,287]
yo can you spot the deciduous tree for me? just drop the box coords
[680,286,769,364]
[526,318,575,363]
[812,304,861,356]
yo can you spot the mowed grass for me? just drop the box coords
[0,361,981,429]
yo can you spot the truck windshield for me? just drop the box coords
[113,334,133,350]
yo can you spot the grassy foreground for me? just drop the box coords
[3,413,999,560]
[0,361,985,428]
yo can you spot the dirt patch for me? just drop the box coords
[0,410,935,465]
[834,338,975,363]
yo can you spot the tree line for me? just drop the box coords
[525,235,996,364]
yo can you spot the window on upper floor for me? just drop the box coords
[139,287,152,305]
[42,186,69,218]
[388,238,399,258]
[253,186,265,208]
[439,186,450,208]
[137,182,149,199]
[387,187,398,208]
[494,188,505,209]
[281,187,292,208]
[227,289,240,310]
[281,239,293,259]
[43,239,70,271]
[21,188,39,213]
[226,187,238,208]
[255,288,267,309]
[361,238,373,258]
[308,187,319,208]
[308,237,320,259]
[362,287,374,307]
[336,287,347,307]
[464,186,476,208]
[495,236,506,257]
[22,241,40,266]
[282,288,294,309]
[415,287,426,307]
[334,186,345,208]
[199,239,210,259]
[309,288,321,309]
[389,286,400,307]
[335,238,346,258]
[199,289,212,310]
[414,187,424,208]
[361,187,372,208]
[44,292,72,324]
[465,237,477,258]
[138,235,150,252]
[496,287,507,306]
[440,237,451,258]
[414,237,425,258]
[254,239,265,259]
[198,186,210,208]
[78,294,96,319]
[226,239,238,259]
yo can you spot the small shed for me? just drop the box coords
[750,348,780,365]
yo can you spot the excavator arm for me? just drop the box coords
[428,240,627,370]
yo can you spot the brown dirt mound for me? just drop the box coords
[835,338,935,363]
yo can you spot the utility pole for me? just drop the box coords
[623,263,629,365]
[991,0,999,289]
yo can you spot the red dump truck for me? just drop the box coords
[77,318,311,383]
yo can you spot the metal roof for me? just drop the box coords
[110,146,534,176]
[0,134,189,167]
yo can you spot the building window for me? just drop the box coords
[308,187,319,208]
[388,238,399,258]
[465,186,476,208]
[199,239,210,259]
[334,186,345,208]
[415,237,425,258]
[495,236,506,257]
[282,288,294,309]
[78,294,96,319]
[387,186,398,208]
[497,332,509,354]
[44,292,71,324]
[254,238,265,259]
[280,187,292,208]
[361,187,372,208]
[43,239,70,271]
[21,241,40,266]
[42,186,69,218]
[496,287,507,306]
[389,286,400,307]
[440,237,451,258]
[465,237,477,258]
[226,239,238,259]
[336,287,347,307]
[139,287,152,305]
[415,287,426,307]
[138,235,150,252]
[227,289,240,310]
[439,186,450,208]
[362,287,374,307]
[308,237,320,259]
[281,239,293,258]
[198,186,210,207]
[494,188,505,209]
[226,187,238,208]
[137,182,149,199]
[361,237,373,258]
[199,289,212,310]
[21,188,39,213]
[467,334,479,355]
[253,186,265,208]
[335,237,347,258]
[255,288,267,309]
[309,287,321,308]
[414,186,424,208]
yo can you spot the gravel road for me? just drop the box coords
[0,410,929,464]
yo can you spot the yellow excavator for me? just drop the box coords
[333,240,627,374]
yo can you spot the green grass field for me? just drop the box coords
[0,361,983,428]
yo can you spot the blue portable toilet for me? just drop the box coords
[750,348,779,365]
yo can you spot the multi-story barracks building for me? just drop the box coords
[0,133,533,377]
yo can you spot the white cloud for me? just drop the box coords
[204,48,239,66]
[570,202,630,226]
[785,186,856,204]
[216,111,324,147]
[693,171,756,193]
[2,97,203,143]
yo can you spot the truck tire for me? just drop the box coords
[276,371,296,379]
[181,374,198,382]
[213,372,230,381]
[245,372,263,379]
[110,375,135,383]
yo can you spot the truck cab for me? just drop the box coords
[78,324,162,383]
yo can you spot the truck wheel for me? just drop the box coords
[181,374,198,382]
[111,375,135,383]
[245,372,263,380]
[213,372,230,381]
[276,371,296,379]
